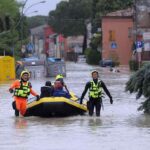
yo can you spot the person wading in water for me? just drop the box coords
[80,70,113,116]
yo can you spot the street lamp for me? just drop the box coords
[25,10,38,16]
[23,1,46,14]
[20,0,46,56]
[134,0,137,42]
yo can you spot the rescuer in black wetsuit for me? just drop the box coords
[80,70,113,116]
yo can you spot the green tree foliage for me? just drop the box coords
[93,0,133,31]
[48,0,133,36]
[0,0,20,56]
[90,33,102,50]
[0,0,19,31]
[129,60,139,71]
[96,0,133,16]
[126,64,150,113]
[27,15,48,29]
[16,15,29,41]
[48,0,92,36]
[85,48,101,65]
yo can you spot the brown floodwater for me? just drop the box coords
[0,62,150,150]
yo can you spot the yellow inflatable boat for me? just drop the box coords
[25,93,87,117]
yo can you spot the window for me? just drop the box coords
[109,30,115,41]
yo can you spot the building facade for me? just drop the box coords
[102,9,134,65]
[30,25,66,59]
[135,0,150,61]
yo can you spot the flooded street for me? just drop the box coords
[0,62,150,150]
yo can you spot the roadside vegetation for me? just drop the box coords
[126,63,150,114]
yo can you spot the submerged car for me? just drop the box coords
[99,59,115,67]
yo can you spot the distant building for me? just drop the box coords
[65,35,84,61]
[30,25,46,57]
[66,36,84,53]
[30,25,66,59]
[135,0,150,61]
[102,8,134,65]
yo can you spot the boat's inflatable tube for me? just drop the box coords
[25,93,87,117]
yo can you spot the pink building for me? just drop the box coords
[44,25,54,55]
[102,9,134,65]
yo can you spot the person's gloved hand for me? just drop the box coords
[110,97,113,104]
[36,95,40,101]
[9,88,14,93]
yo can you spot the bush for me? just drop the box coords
[114,61,120,67]
[109,52,120,67]
[129,60,139,71]
[142,61,150,67]
[85,48,101,65]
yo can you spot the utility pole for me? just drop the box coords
[20,0,46,58]
[134,0,142,68]
[134,0,137,43]
[21,0,28,46]
[92,0,98,34]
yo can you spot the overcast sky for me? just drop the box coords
[18,0,62,16]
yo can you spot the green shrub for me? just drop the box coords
[142,61,150,67]
[129,60,139,71]
[85,48,101,65]
[114,61,120,67]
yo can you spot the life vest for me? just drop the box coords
[89,80,103,98]
[14,81,30,98]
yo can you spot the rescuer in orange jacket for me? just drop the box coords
[9,70,39,116]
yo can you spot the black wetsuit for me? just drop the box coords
[80,79,112,116]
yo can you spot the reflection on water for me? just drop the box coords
[127,114,150,128]
[0,62,150,150]
[14,118,28,129]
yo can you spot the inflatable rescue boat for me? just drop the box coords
[25,93,87,117]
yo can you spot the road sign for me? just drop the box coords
[26,43,34,53]
[111,42,117,49]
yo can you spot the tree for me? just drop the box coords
[126,64,150,114]
[93,0,133,30]
[96,0,133,16]
[85,48,101,65]
[0,0,19,32]
[48,0,133,36]
[27,15,48,29]
[0,0,20,56]
[16,14,29,41]
[48,0,92,36]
